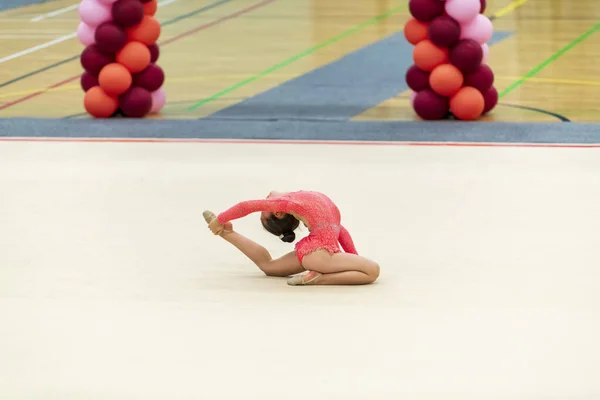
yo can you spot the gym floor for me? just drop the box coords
[1,0,599,399]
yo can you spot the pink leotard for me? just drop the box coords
[217,190,357,262]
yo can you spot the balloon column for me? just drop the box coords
[78,0,166,118]
[404,0,498,120]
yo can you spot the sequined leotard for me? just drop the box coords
[217,190,357,262]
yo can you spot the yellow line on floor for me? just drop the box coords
[0,74,299,100]
[495,75,600,87]
[491,0,529,18]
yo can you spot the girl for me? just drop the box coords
[204,190,380,286]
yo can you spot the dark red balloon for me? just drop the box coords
[95,22,127,54]
[406,65,430,91]
[480,0,487,13]
[409,0,445,22]
[80,45,115,75]
[148,43,159,63]
[464,65,494,93]
[119,87,152,117]
[132,64,164,91]
[428,15,461,48]
[112,0,144,28]
[413,88,450,120]
[483,86,498,114]
[450,39,483,74]
[80,72,98,92]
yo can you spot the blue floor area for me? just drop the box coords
[208,31,513,121]
[2,118,600,144]
[0,0,55,12]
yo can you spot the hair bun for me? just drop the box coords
[280,232,295,243]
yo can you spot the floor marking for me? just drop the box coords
[0,75,80,111]
[160,0,274,46]
[0,34,68,39]
[0,74,294,100]
[187,3,409,110]
[0,32,76,64]
[0,73,296,100]
[0,137,599,148]
[491,0,529,19]
[499,22,600,98]
[496,75,600,87]
[31,3,79,22]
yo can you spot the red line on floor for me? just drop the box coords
[0,76,80,111]
[160,0,275,46]
[0,137,599,148]
[0,0,276,112]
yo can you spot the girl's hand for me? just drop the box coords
[208,217,233,236]
[204,210,233,236]
[209,218,224,235]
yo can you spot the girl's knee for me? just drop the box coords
[366,261,380,282]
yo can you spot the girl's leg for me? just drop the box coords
[220,230,305,277]
[291,250,380,285]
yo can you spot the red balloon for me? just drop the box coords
[81,71,98,92]
[428,15,461,48]
[413,88,450,120]
[119,87,152,117]
[483,86,498,114]
[80,45,115,75]
[132,64,164,91]
[409,0,445,22]
[450,39,483,74]
[464,65,494,93]
[112,0,144,28]
[148,43,159,62]
[95,22,127,54]
[480,0,487,13]
[406,65,431,91]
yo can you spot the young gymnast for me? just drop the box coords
[204,190,380,286]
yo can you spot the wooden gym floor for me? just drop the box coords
[0,0,599,122]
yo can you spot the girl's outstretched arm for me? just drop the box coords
[217,198,292,224]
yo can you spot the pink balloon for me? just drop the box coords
[410,91,417,107]
[481,43,489,62]
[78,0,112,27]
[460,14,494,44]
[150,88,166,113]
[445,0,480,24]
[77,22,95,46]
[97,0,118,4]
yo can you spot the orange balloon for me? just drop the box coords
[430,64,464,97]
[98,63,132,96]
[127,15,161,45]
[450,86,485,120]
[413,40,449,72]
[404,18,428,45]
[143,0,157,16]
[116,41,151,73]
[84,86,118,118]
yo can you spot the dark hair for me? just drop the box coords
[261,213,300,243]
